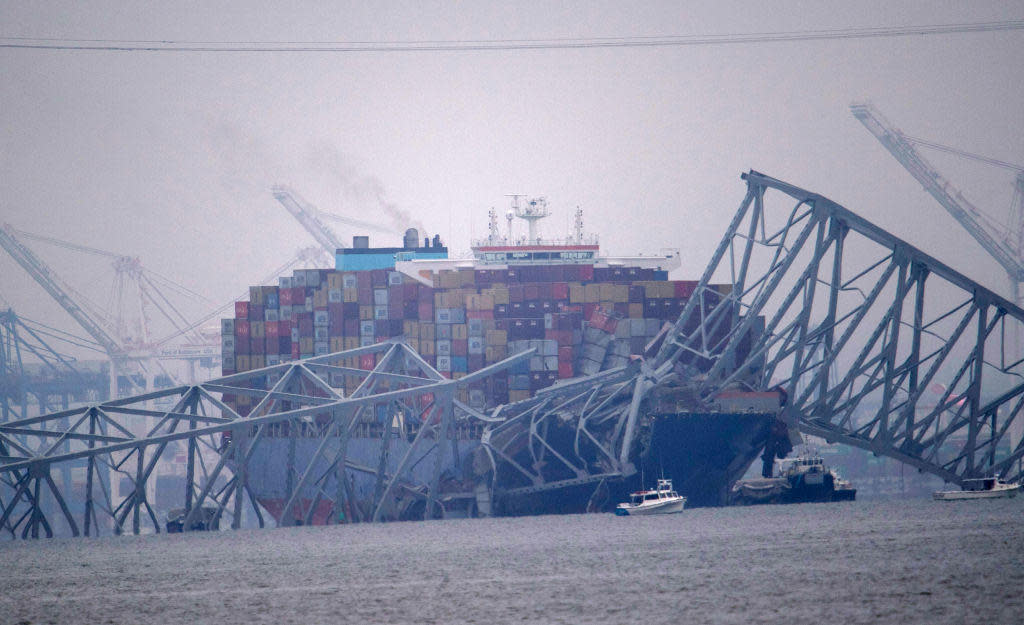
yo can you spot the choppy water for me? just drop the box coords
[2,497,1022,625]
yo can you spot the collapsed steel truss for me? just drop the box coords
[661,171,1024,484]
[0,340,530,537]
[6,170,1024,538]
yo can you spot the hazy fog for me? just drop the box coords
[2,1,1022,356]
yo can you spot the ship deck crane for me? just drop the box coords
[851,103,1024,305]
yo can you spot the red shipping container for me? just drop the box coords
[356,271,372,290]
[467,310,494,320]
[265,337,278,354]
[583,303,599,322]
[388,287,404,310]
[537,283,552,300]
[418,301,433,321]
[360,354,376,370]
[675,280,697,298]
[291,344,300,360]
[280,289,293,306]
[579,265,594,281]
[266,321,279,338]
[558,362,574,379]
[234,339,251,355]
[250,338,265,355]
[510,285,525,303]
[558,346,574,362]
[234,321,250,338]
[552,282,569,300]
[403,283,419,300]
[235,301,249,320]
[452,339,468,356]
[370,269,387,287]
[524,285,540,301]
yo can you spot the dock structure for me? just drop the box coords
[5,171,1024,538]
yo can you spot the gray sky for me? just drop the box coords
[1,1,1023,357]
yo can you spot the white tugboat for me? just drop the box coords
[615,479,686,516]
[933,477,1021,501]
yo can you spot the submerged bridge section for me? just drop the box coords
[3,171,1024,538]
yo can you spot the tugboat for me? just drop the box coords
[615,479,686,516]
[729,455,857,505]
[933,477,1020,501]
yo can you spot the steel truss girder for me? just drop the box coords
[665,170,1024,485]
[0,339,532,538]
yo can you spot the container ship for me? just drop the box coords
[221,197,778,523]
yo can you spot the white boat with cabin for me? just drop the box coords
[933,477,1021,501]
[615,479,686,516]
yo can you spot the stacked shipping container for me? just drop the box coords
[223,264,729,409]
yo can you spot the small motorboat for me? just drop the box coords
[933,477,1021,501]
[615,479,686,516]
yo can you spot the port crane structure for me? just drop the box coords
[271,185,396,257]
[5,171,1024,538]
[851,103,1024,306]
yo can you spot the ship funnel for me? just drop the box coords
[404,228,419,249]
[353,235,369,249]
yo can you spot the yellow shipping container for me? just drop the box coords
[420,323,435,341]
[250,322,265,338]
[598,284,615,301]
[509,390,532,403]
[629,303,644,318]
[407,337,419,353]
[343,287,359,303]
[569,284,585,304]
[486,329,508,345]
[485,345,508,362]
[313,289,328,308]
[420,340,435,356]
[612,284,629,303]
[344,337,359,350]
[360,306,373,320]
[491,287,510,306]
[403,320,420,337]
[300,337,314,353]
[236,355,251,371]
[584,284,601,303]
[452,324,468,340]
[251,355,266,370]
[330,337,344,352]
[327,272,343,289]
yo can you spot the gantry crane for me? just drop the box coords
[0,225,140,398]
[851,103,1024,306]
[270,185,396,256]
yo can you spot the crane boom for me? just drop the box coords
[271,186,346,255]
[851,103,1024,281]
[0,224,123,356]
